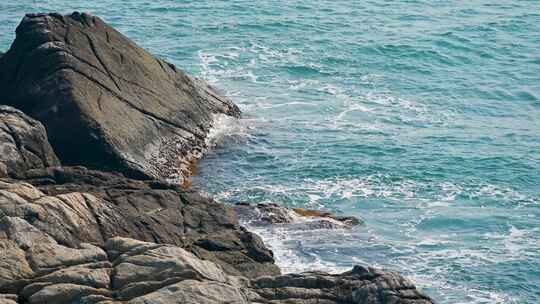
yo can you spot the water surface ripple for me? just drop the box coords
[1,1,539,303]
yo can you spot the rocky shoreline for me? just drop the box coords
[0,12,434,304]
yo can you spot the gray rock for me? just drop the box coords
[1,168,279,279]
[0,216,56,250]
[0,12,240,183]
[0,294,18,304]
[108,238,230,296]
[128,280,249,304]
[0,218,433,304]
[0,240,34,293]
[0,106,60,178]
[26,262,111,289]
[0,162,7,178]
[27,283,113,304]
[26,242,107,271]
[251,266,433,304]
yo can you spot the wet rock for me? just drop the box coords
[292,208,362,227]
[234,203,363,229]
[0,106,60,178]
[0,12,240,183]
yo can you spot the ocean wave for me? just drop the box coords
[205,114,253,148]
[212,173,537,210]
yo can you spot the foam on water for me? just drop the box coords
[1,1,540,303]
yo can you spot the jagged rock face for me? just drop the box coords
[0,228,433,304]
[0,106,60,178]
[0,12,240,182]
[0,167,280,280]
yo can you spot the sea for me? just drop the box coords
[1,1,539,303]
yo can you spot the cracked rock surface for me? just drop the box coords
[0,210,433,304]
[0,106,60,178]
[0,12,240,183]
[0,171,433,303]
[0,167,280,280]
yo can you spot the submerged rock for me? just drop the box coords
[234,203,363,229]
[0,12,240,183]
[0,106,60,178]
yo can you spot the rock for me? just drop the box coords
[0,294,18,304]
[27,283,113,304]
[234,203,363,229]
[0,163,7,178]
[1,167,280,279]
[26,242,107,271]
[292,208,362,226]
[0,216,56,250]
[251,266,433,304]
[108,238,229,293]
[0,12,240,182]
[28,262,112,289]
[128,280,249,304]
[0,106,60,178]
[0,240,34,293]
[0,232,433,304]
[0,186,434,303]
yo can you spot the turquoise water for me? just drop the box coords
[2,1,540,303]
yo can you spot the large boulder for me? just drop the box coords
[0,167,279,279]
[0,106,60,178]
[0,12,240,182]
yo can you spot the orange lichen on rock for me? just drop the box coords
[292,208,332,218]
[180,159,199,189]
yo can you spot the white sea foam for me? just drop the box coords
[206,113,252,149]
[241,220,351,274]
[194,36,534,304]
[504,225,527,257]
